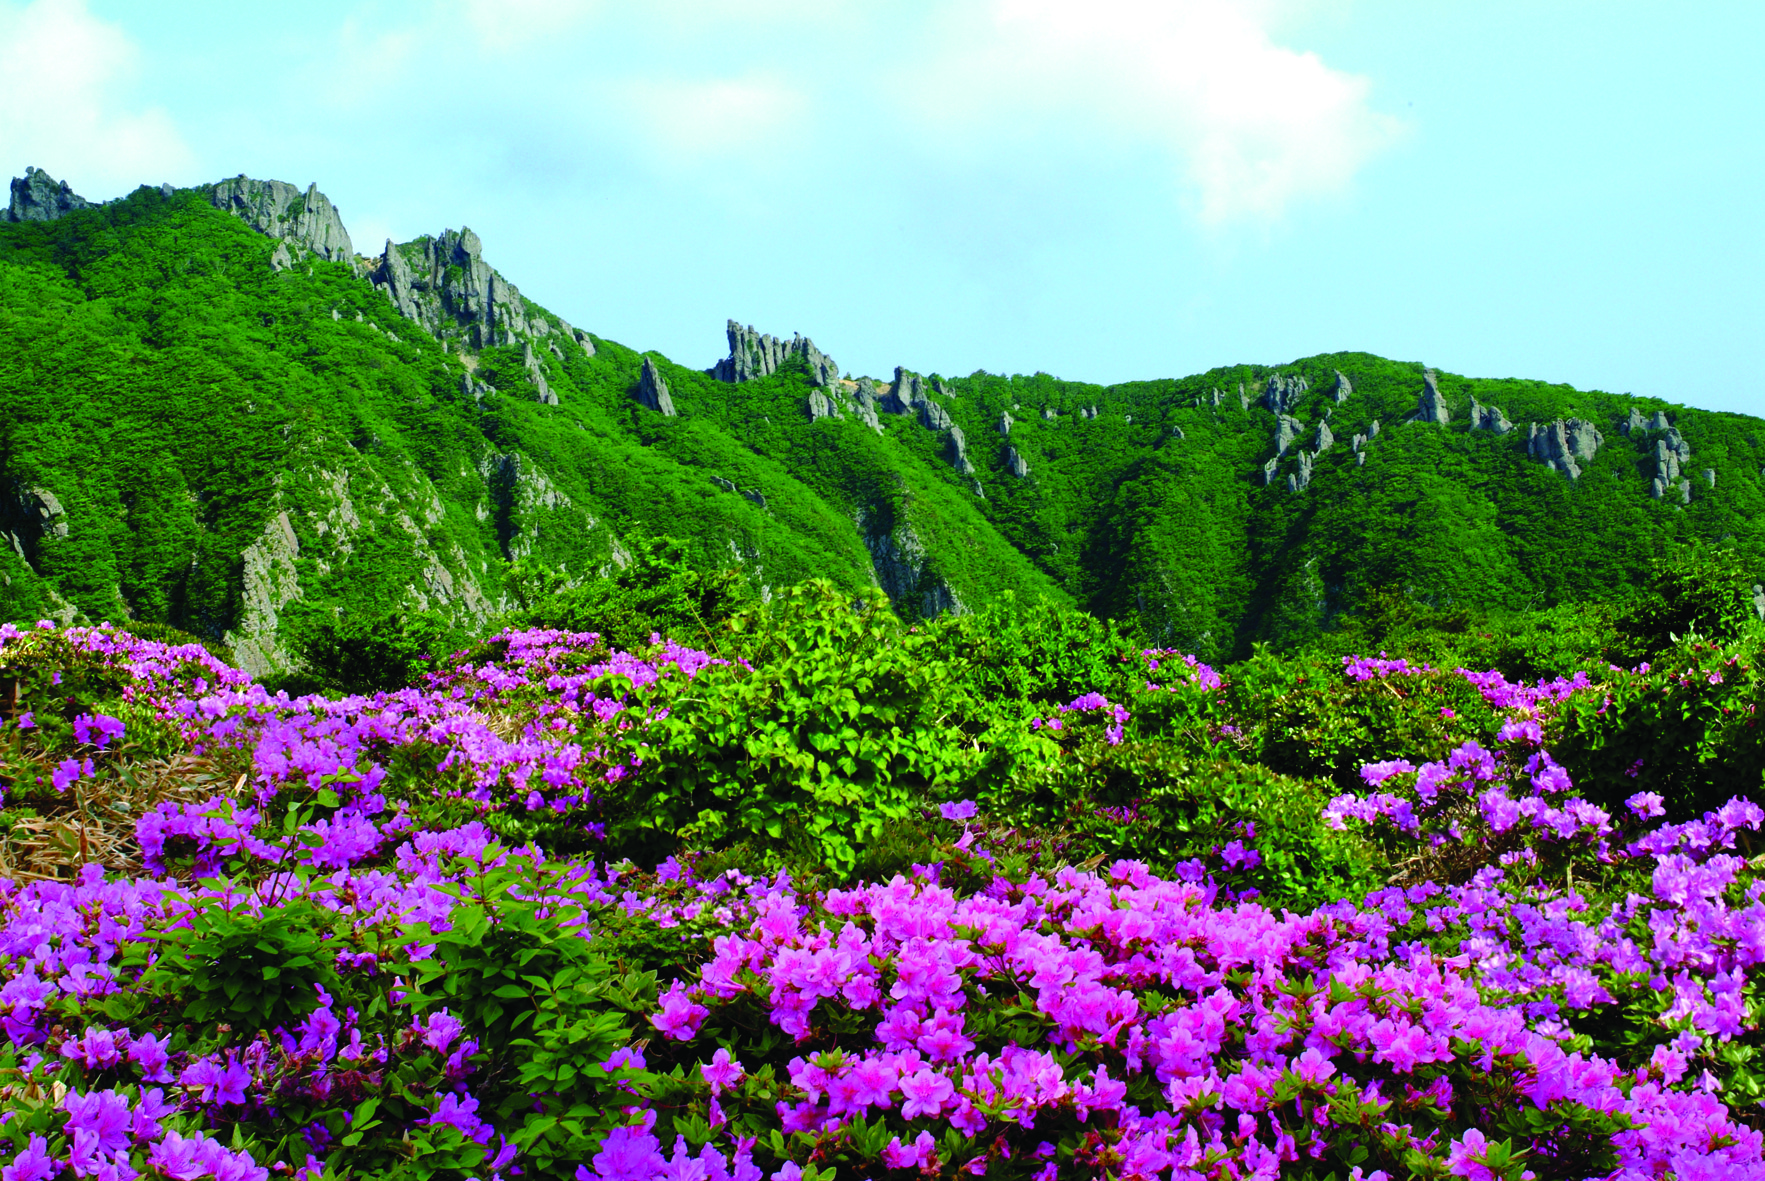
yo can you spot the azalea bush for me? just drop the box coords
[0,603,1756,1180]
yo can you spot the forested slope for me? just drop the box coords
[2,168,1761,672]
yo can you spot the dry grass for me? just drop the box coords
[0,751,250,883]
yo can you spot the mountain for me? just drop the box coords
[3,167,1763,673]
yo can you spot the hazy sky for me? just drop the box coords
[4,1,1761,416]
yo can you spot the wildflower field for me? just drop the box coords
[0,580,1760,1181]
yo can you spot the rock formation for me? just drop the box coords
[521,341,558,404]
[1288,450,1317,492]
[712,321,838,387]
[1415,370,1450,424]
[4,168,93,223]
[1261,458,1280,486]
[1704,468,1717,488]
[1006,447,1031,478]
[1332,372,1352,403]
[1650,411,1671,431]
[1263,373,1308,414]
[1274,415,1303,456]
[1621,408,1649,435]
[1314,422,1334,452]
[998,412,1014,437]
[948,427,974,475]
[637,357,676,416]
[1527,419,1603,480]
[210,176,354,264]
[368,230,575,351]
[1468,398,1513,434]
[1650,428,1694,494]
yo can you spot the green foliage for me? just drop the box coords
[1611,543,1765,661]
[603,581,972,872]
[282,605,453,695]
[505,534,753,654]
[141,891,341,1033]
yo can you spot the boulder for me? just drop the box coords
[1415,370,1450,424]
[1622,408,1649,435]
[1468,399,1513,434]
[807,390,839,421]
[1314,422,1334,452]
[1288,450,1317,492]
[1649,411,1671,431]
[1171,425,1186,441]
[1042,407,1059,421]
[4,168,93,223]
[1006,447,1031,478]
[1333,371,1352,403]
[1368,419,1381,439]
[1705,468,1717,488]
[637,357,677,416]
[1274,414,1303,456]
[1527,418,1603,480]
[1754,584,1765,622]
[998,412,1014,437]
[948,426,974,475]
[1261,457,1280,486]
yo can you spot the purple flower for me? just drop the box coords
[2,1135,55,1181]
[701,1047,743,1093]
[180,1054,250,1105]
[939,800,977,822]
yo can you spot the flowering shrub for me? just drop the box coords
[0,615,1758,1180]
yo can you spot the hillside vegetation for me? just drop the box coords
[4,170,1764,680]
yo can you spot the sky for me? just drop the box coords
[2,0,1761,417]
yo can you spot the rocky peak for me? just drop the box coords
[1414,370,1450,424]
[4,167,93,223]
[713,321,838,387]
[368,229,575,352]
[637,357,677,416]
[209,176,354,263]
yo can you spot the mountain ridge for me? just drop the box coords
[3,167,1761,674]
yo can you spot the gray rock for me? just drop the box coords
[1006,447,1031,478]
[1528,418,1603,480]
[1171,425,1185,440]
[1239,385,1250,411]
[807,390,840,421]
[1333,371,1352,403]
[522,341,557,404]
[1368,419,1381,439]
[4,167,93,222]
[1415,370,1450,424]
[1274,414,1303,456]
[919,398,954,432]
[637,357,677,416]
[948,426,974,475]
[1288,450,1317,492]
[1468,398,1513,434]
[1753,584,1765,622]
[1210,388,1224,407]
[1678,479,1693,504]
[269,242,293,273]
[209,176,354,263]
[1651,477,1666,500]
[714,321,838,386]
[1705,468,1717,488]
[1261,457,1280,486]
[158,183,175,199]
[1649,411,1671,431]
[24,486,67,540]
[1314,422,1334,452]
[1263,373,1308,413]
[1042,407,1059,421]
[1351,432,1368,453]
[1357,452,1367,467]
[573,329,597,356]
[711,476,736,493]
[1622,408,1649,435]
[848,382,883,433]
[998,412,1014,437]
[742,488,768,509]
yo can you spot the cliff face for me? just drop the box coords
[3,167,1764,669]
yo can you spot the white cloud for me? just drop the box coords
[614,74,809,167]
[895,0,1406,225]
[0,0,193,199]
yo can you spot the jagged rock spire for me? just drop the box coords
[638,357,676,416]
[209,176,354,263]
[713,321,838,387]
[4,167,93,222]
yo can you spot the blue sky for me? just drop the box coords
[3,0,1761,416]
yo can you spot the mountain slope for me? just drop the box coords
[2,168,1761,671]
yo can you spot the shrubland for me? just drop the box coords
[0,547,1757,1180]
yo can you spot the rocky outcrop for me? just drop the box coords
[225,511,303,677]
[713,321,838,387]
[522,342,558,405]
[1332,372,1352,403]
[4,168,93,223]
[368,230,571,351]
[1263,373,1308,413]
[637,357,676,416]
[1005,446,1031,478]
[998,412,1014,437]
[1704,468,1717,488]
[1274,415,1303,456]
[1261,458,1280,486]
[1651,428,1693,492]
[1754,585,1765,622]
[860,511,965,621]
[1468,398,1513,434]
[807,390,840,421]
[1288,450,1317,492]
[948,427,974,475]
[1621,408,1649,435]
[1042,407,1059,421]
[1414,370,1450,424]
[1314,422,1335,452]
[1528,419,1603,480]
[210,176,354,264]
[1650,411,1671,432]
